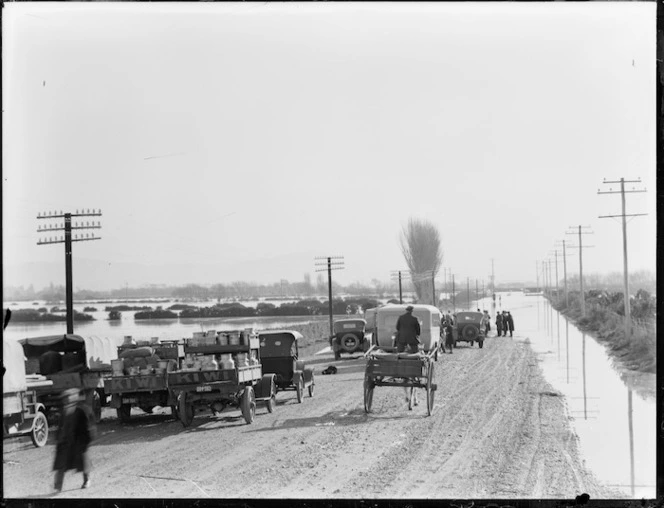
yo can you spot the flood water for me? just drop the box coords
[4,294,657,498]
[1,298,336,345]
[483,292,656,499]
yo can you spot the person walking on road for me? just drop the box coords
[505,311,515,338]
[53,388,96,492]
[495,312,504,337]
[483,310,491,335]
[395,305,421,406]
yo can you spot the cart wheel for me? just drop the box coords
[92,391,102,424]
[31,411,49,448]
[426,363,435,416]
[178,392,194,428]
[408,385,415,411]
[116,404,131,423]
[363,376,374,413]
[296,377,304,403]
[308,373,315,397]
[241,386,256,424]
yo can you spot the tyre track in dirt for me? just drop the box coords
[3,337,624,500]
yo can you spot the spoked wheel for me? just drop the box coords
[308,373,315,397]
[116,404,131,423]
[363,375,374,413]
[241,386,256,424]
[426,363,435,416]
[178,392,194,428]
[31,411,49,448]
[296,377,304,403]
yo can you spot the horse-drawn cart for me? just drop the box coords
[363,346,437,416]
[167,330,276,428]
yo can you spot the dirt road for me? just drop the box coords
[3,335,624,500]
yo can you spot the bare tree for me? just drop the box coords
[399,217,443,304]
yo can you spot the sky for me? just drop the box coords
[2,2,657,291]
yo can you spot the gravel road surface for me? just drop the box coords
[3,334,624,500]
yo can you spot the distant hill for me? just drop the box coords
[3,251,321,292]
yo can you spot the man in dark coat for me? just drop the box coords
[495,312,504,337]
[53,388,96,492]
[505,311,515,337]
[395,305,421,353]
[395,305,421,406]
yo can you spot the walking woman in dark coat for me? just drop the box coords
[495,312,504,337]
[53,388,96,492]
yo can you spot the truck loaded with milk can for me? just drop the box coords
[167,329,277,427]
[103,336,184,423]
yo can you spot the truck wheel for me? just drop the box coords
[266,394,276,413]
[308,373,315,397]
[31,411,49,448]
[117,404,131,423]
[178,392,194,428]
[241,387,256,424]
[296,377,304,403]
[363,376,374,413]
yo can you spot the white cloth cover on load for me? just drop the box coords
[3,338,27,393]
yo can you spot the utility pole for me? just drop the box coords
[315,256,345,340]
[565,226,594,317]
[390,270,410,304]
[549,249,560,303]
[475,279,479,309]
[554,240,572,309]
[452,274,456,311]
[466,277,470,310]
[491,259,495,294]
[598,177,647,339]
[535,260,540,293]
[37,209,102,334]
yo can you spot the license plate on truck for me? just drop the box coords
[196,385,212,392]
[122,397,138,404]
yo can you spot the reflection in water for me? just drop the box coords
[565,319,569,384]
[628,389,635,497]
[582,332,587,420]
[556,312,560,361]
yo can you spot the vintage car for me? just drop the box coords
[258,331,314,402]
[3,338,50,447]
[454,311,486,348]
[330,319,369,360]
[369,304,442,359]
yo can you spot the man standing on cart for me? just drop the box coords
[395,305,421,405]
